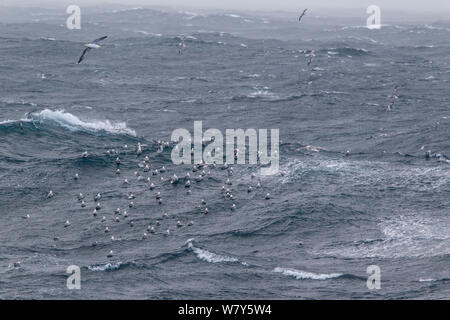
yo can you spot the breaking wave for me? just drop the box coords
[23,109,136,136]
[274,267,343,280]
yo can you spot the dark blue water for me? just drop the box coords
[0,6,449,299]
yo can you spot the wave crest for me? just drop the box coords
[87,262,122,271]
[274,267,342,280]
[187,241,240,264]
[25,109,136,136]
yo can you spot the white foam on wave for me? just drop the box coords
[419,278,437,282]
[274,267,342,280]
[319,213,450,259]
[187,241,240,264]
[27,109,136,136]
[134,30,162,37]
[248,86,279,100]
[281,157,449,190]
[0,119,19,125]
[88,262,122,271]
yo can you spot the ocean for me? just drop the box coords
[0,6,449,299]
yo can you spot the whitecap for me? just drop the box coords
[187,242,240,264]
[419,278,437,282]
[25,109,136,136]
[88,262,122,271]
[274,267,342,280]
[225,14,241,18]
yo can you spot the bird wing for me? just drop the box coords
[93,36,108,44]
[299,9,307,21]
[77,47,90,64]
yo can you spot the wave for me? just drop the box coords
[187,241,243,264]
[319,47,369,56]
[87,261,122,271]
[319,213,450,259]
[0,98,38,108]
[0,119,19,125]
[133,30,162,37]
[419,278,436,282]
[274,267,342,280]
[232,86,279,102]
[23,109,136,136]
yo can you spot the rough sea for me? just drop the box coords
[0,6,449,299]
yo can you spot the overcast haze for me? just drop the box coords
[2,0,450,18]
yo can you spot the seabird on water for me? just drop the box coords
[136,142,142,156]
[170,174,179,184]
[77,36,108,64]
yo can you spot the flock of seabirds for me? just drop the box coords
[13,8,434,267]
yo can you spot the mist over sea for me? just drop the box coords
[0,6,449,299]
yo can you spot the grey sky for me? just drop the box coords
[2,0,450,17]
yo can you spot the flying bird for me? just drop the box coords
[298,9,308,22]
[386,87,399,111]
[77,36,108,64]
[307,50,315,66]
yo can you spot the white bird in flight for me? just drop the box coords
[77,36,108,64]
